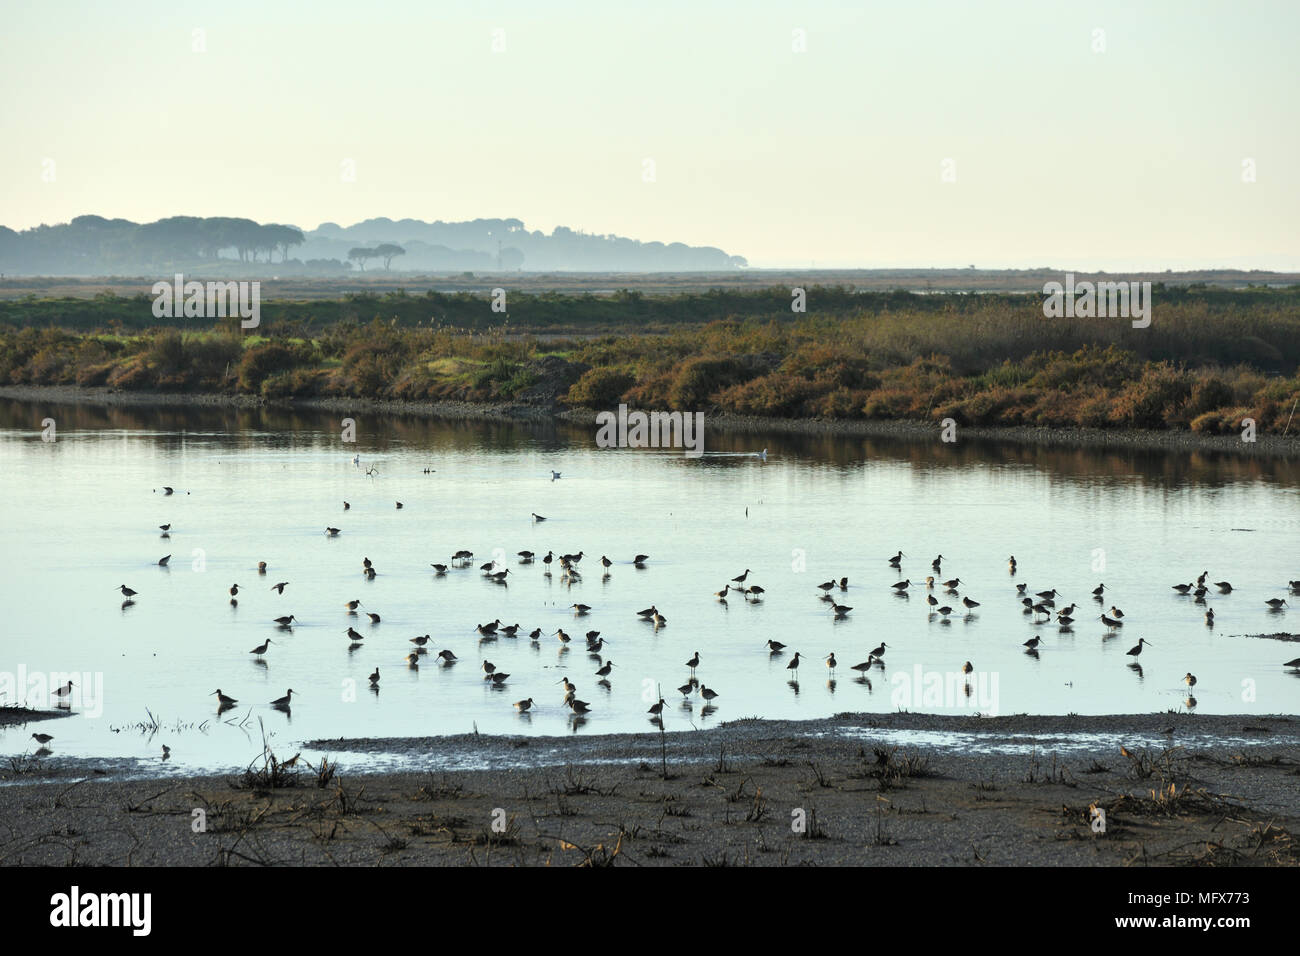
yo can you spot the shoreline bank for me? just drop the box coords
[3,384,1298,458]
[1,712,1296,865]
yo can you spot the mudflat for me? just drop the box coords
[1,713,1296,866]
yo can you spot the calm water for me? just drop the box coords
[1,399,1298,774]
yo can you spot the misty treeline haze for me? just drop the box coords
[0,215,748,275]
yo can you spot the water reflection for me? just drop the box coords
[4,398,1297,489]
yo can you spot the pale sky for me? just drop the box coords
[2,0,1297,269]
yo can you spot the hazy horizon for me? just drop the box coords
[2,0,1296,271]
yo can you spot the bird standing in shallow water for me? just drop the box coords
[270,689,295,708]
[1183,672,1197,689]
[700,685,719,704]
[249,639,273,657]
[1127,638,1150,658]
[211,689,238,707]
[786,652,803,676]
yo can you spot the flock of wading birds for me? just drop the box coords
[30,512,1300,751]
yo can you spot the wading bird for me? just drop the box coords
[270,689,295,708]
[1126,638,1151,658]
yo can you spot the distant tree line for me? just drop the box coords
[0,215,308,273]
[0,214,747,275]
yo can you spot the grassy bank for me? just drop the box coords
[2,287,1299,434]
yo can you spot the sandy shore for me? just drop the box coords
[3,384,1299,457]
[2,712,1296,866]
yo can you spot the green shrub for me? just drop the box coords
[238,343,301,392]
[566,367,634,407]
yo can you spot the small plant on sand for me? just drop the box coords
[233,723,300,790]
